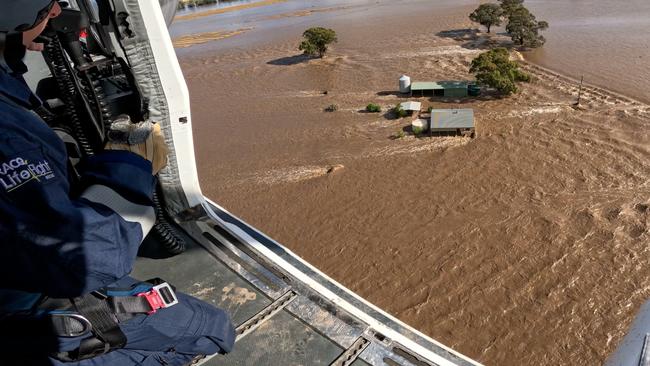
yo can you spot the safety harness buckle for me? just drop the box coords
[137,282,179,314]
[49,312,93,338]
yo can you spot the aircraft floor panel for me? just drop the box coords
[217,309,344,366]
[133,236,272,326]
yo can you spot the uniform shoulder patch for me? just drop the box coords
[0,150,57,194]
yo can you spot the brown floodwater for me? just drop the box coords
[525,0,650,103]
[171,1,650,365]
[173,0,650,103]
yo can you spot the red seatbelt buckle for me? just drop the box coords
[137,282,179,315]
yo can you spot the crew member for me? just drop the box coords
[0,1,235,364]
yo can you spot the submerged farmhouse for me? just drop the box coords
[411,108,475,137]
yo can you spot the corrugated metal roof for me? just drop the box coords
[410,82,439,90]
[438,80,470,89]
[400,101,421,111]
[430,109,474,129]
[410,80,469,91]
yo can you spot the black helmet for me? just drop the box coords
[0,1,56,75]
[0,0,56,32]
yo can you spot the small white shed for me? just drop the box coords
[399,101,421,112]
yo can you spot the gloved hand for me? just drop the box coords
[105,115,169,175]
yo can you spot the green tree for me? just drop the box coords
[469,3,504,33]
[498,0,524,16]
[469,48,530,95]
[299,27,338,58]
[506,6,548,48]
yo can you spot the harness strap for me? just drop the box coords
[49,279,178,362]
[76,293,127,352]
[53,292,127,361]
[109,296,154,316]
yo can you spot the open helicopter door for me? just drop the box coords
[27,0,483,365]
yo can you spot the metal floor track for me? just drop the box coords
[134,229,359,366]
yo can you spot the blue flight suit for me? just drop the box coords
[0,66,235,365]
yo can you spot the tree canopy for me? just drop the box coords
[299,27,338,58]
[469,3,503,33]
[498,0,524,16]
[469,48,530,95]
[506,6,548,48]
[467,1,548,48]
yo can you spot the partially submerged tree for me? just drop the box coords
[497,0,549,48]
[324,104,339,112]
[506,6,548,48]
[469,3,504,33]
[393,104,408,118]
[299,27,338,58]
[469,48,530,95]
[366,103,381,113]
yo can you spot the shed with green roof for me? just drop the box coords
[410,80,469,97]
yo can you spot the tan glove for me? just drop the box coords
[105,116,169,175]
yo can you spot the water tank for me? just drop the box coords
[399,75,411,94]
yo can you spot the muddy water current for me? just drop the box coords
[526,0,650,103]
[171,1,650,365]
